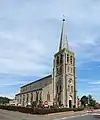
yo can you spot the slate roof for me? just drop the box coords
[19,75,52,94]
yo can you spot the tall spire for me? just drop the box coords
[59,18,68,51]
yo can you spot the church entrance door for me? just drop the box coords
[69,95,72,108]
[69,100,72,108]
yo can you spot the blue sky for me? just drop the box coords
[0,0,100,102]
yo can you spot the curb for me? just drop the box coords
[47,109,100,116]
[47,110,86,116]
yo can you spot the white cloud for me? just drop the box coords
[0,0,100,76]
[77,78,90,82]
[78,68,93,71]
[0,0,100,98]
[88,81,100,85]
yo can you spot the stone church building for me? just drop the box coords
[15,19,77,108]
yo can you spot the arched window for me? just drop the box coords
[31,93,33,102]
[40,91,42,101]
[68,85,70,92]
[26,94,29,103]
[36,92,38,102]
[70,56,72,64]
[47,92,50,101]
[56,56,59,65]
[60,54,63,64]
[71,86,73,92]
[67,54,69,63]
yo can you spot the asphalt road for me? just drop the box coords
[64,115,98,120]
[0,109,100,120]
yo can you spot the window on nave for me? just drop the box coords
[40,91,42,101]
[47,92,50,101]
[31,93,33,102]
[36,92,39,102]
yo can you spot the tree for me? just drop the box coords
[0,97,11,104]
[81,95,88,108]
[81,95,97,108]
[88,94,96,107]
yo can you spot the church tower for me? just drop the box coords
[52,19,77,108]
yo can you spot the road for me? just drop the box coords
[0,109,100,120]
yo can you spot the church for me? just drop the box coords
[15,19,77,108]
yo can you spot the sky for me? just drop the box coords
[0,0,100,102]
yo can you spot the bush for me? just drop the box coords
[0,105,34,113]
[31,108,79,114]
[0,105,18,111]
[94,106,100,109]
[0,105,84,115]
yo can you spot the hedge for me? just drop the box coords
[0,105,84,114]
[94,106,100,109]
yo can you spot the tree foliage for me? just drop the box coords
[88,94,96,107]
[0,97,11,104]
[81,95,88,107]
[80,94,96,107]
